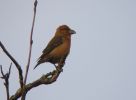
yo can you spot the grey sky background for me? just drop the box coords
[0,0,136,100]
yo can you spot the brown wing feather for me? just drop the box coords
[34,36,63,69]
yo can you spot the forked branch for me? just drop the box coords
[0,63,12,100]
[0,41,23,88]
[10,63,64,100]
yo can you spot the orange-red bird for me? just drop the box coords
[34,25,76,69]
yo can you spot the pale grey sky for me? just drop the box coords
[0,0,136,100]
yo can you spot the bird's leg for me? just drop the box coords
[53,64,62,72]
[54,63,63,72]
[53,64,57,68]
[57,58,66,72]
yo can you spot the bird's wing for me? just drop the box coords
[42,36,63,55]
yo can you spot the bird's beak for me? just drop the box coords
[69,29,76,34]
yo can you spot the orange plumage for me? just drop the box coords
[34,25,76,69]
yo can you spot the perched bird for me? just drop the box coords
[34,25,76,69]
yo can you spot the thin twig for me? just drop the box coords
[21,0,38,100]
[0,63,12,100]
[8,63,12,77]
[24,0,38,85]
[0,41,23,88]
[0,65,4,77]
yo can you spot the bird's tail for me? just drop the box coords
[33,63,39,70]
[34,56,46,69]
[33,57,42,70]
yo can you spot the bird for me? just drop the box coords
[34,25,76,69]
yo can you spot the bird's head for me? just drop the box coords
[55,25,76,37]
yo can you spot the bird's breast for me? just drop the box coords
[50,40,71,57]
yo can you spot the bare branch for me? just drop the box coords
[24,0,38,85]
[21,0,38,100]
[10,63,64,100]
[0,65,4,77]
[0,63,12,100]
[8,63,12,77]
[0,41,23,88]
